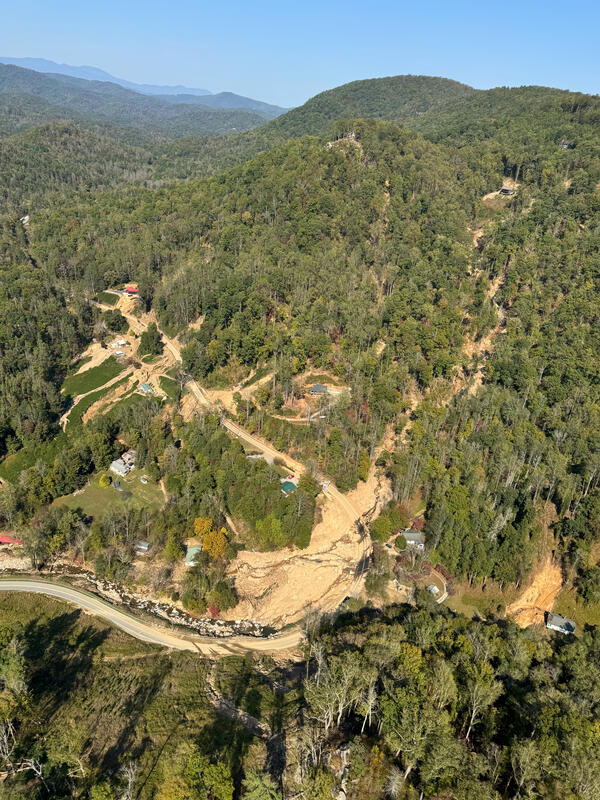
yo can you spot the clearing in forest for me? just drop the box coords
[506,558,563,627]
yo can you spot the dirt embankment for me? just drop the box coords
[222,426,395,627]
[506,558,563,627]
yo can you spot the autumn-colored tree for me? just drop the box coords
[202,527,228,560]
[193,517,213,537]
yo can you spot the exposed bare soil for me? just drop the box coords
[506,558,563,627]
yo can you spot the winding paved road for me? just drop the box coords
[0,579,302,657]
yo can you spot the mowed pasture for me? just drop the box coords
[54,469,164,518]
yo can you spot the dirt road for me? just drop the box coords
[0,578,302,656]
[92,301,374,627]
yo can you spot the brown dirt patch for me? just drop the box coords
[506,558,563,627]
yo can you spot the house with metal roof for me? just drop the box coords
[109,449,136,477]
[110,458,129,477]
[185,544,203,567]
[546,612,576,635]
[309,383,328,396]
[140,383,155,395]
[281,480,297,496]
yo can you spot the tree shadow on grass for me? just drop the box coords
[197,715,254,788]
[99,658,172,774]
[22,610,110,714]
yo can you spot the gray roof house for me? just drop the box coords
[546,612,576,635]
[136,540,151,554]
[109,449,136,477]
[309,383,328,396]
[109,458,129,477]
[402,529,425,550]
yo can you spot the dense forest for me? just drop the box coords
[0,68,599,797]
[1,596,600,799]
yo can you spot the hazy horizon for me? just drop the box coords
[1,0,598,107]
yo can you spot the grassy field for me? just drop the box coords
[445,580,518,619]
[54,469,164,518]
[554,585,600,629]
[159,375,179,401]
[96,290,119,306]
[62,355,124,398]
[66,375,130,429]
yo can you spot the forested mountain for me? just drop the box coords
[1,68,600,800]
[0,122,151,211]
[151,74,477,178]
[0,64,270,140]
[155,90,286,118]
[0,55,212,95]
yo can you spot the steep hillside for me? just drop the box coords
[152,74,475,177]
[0,122,151,211]
[0,63,268,140]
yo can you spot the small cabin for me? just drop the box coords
[185,544,203,567]
[140,383,155,396]
[546,612,576,635]
[309,383,328,396]
[136,541,151,554]
[499,186,516,196]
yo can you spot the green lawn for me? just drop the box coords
[62,355,124,398]
[96,291,119,306]
[554,585,600,630]
[159,375,179,401]
[54,469,164,518]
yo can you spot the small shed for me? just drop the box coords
[136,541,151,554]
[185,545,203,567]
[546,612,576,635]
[426,584,440,596]
[309,384,328,396]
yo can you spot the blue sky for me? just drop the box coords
[0,0,598,106]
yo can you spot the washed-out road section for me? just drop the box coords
[0,578,302,657]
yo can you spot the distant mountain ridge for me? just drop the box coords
[0,63,279,141]
[0,56,286,117]
[0,56,211,95]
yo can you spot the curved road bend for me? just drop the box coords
[0,579,302,657]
